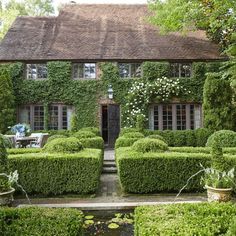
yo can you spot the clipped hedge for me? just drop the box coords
[79,137,104,150]
[9,148,102,194]
[115,137,140,149]
[135,203,236,236]
[79,127,101,136]
[43,137,84,153]
[146,134,165,142]
[47,134,66,143]
[73,130,96,139]
[120,128,140,136]
[143,128,213,147]
[132,138,168,153]
[206,130,236,147]
[0,207,83,236]
[122,132,145,139]
[7,148,41,155]
[116,147,213,193]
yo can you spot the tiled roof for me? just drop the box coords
[0,4,225,61]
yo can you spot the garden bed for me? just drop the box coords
[135,203,236,236]
[0,207,83,236]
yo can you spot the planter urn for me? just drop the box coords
[0,187,15,206]
[206,185,232,202]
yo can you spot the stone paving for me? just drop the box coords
[15,149,210,210]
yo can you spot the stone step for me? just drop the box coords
[102,167,117,174]
[103,161,116,167]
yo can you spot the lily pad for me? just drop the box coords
[84,219,94,225]
[108,223,119,229]
[85,215,94,220]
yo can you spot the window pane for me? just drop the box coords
[176,104,186,130]
[190,104,195,129]
[34,106,44,130]
[130,63,142,77]
[62,106,68,129]
[163,105,172,130]
[170,63,179,77]
[27,64,37,80]
[49,106,59,130]
[180,63,191,77]
[27,64,47,79]
[153,106,159,130]
[119,63,130,78]
[84,63,96,79]
[37,64,47,79]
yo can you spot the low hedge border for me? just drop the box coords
[116,147,236,193]
[135,203,236,236]
[9,148,103,195]
[79,137,104,150]
[7,148,41,155]
[115,137,140,148]
[0,207,83,236]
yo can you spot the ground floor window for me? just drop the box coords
[149,104,202,130]
[18,104,73,130]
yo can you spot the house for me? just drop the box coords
[0,4,225,147]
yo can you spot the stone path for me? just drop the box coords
[15,149,211,210]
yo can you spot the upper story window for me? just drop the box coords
[27,64,47,80]
[73,63,96,79]
[170,63,192,77]
[118,63,142,78]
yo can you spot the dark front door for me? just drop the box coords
[101,104,120,148]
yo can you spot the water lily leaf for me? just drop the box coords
[85,215,94,220]
[108,223,119,229]
[84,220,94,225]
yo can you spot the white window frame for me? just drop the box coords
[26,64,47,80]
[118,63,142,78]
[73,63,96,79]
[170,63,192,78]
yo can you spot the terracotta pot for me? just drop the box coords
[206,185,232,202]
[0,187,15,206]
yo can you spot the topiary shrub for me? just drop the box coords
[120,128,140,136]
[0,134,10,191]
[132,138,168,153]
[206,130,236,147]
[122,132,144,139]
[47,135,67,143]
[146,134,165,142]
[73,131,96,139]
[115,137,139,149]
[79,127,100,136]
[0,134,13,148]
[79,137,104,150]
[195,128,213,147]
[43,137,83,153]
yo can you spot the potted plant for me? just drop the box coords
[0,135,18,206]
[202,167,234,202]
[202,142,235,202]
[10,123,31,137]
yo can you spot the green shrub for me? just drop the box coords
[79,137,104,150]
[135,203,236,236]
[9,149,102,194]
[146,134,165,142]
[0,207,83,236]
[47,134,67,143]
[120,128,140,136]
[116,147,216,193]
[115,137,139,148]
[0,134,9,191]
[0,134,13,148]
[79,127,100,136]
[132,138,168,153]
[73,130,96,139]
[227,217,236,236]
[123,132,144,139]
[136,114,146,130]
[43,137,83,153]
[195,128,213,147]
[206,130,236,147]
[211,143,226,171]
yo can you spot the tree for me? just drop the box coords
[0,0,54,40]
[149,0,236,49]
[0,66,15,133]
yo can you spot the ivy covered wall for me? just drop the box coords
[0,60,229,132]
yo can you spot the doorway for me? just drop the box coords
[101,104,120,148]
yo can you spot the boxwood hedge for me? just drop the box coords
[79,137,104,150]
[9,148,102,195]
[116,147,236,193]
[0,207,83,236]
[135,203,236,236]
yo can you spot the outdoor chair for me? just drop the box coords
[29,133,49,148]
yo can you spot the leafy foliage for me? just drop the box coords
[206,130,236,147]
[0,207,83,236]
[73,131,97,139]
[135,203,236,236]
[115,137,140,149]
[43,137,84,153]
[0,134,9,191]
[122,132,144,139]
[78,137,104,150]
[9,149,102,194]
[46,134,67,143]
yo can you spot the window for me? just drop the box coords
[18,104,73,130]
[118,63,142,78]
[150,104,202,130]
[26,64,47,80]
[170,63,191,77]
[73,63,96,79]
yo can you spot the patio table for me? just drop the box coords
[15,137,37,148]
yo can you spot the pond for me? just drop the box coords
[83,210,134,236]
